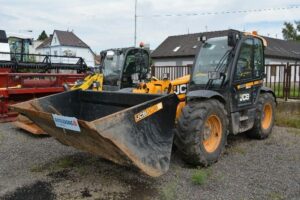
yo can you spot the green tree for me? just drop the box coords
[37,30,48,41]
[282,21,300,41]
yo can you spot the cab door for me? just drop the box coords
[231,37,264,112]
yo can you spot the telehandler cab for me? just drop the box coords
[11,30,276,176]
[70,47,150,91]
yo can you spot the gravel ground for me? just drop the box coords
[0,123,299,200]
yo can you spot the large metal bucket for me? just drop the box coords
[11,90,179,177]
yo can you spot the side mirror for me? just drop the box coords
[106,50,115,60]
[228,30,240,47]
[208,71,221,80]
[200,35,207,43]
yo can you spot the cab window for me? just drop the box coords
[235,39,253,81]
[253,38,264,78]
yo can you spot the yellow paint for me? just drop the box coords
[133,75,190,119]
[71,73,103,91]
[237,80,263,90]
[132,78,172,94]
[203,115,222,153]
[243,32,267,47]
[262,103,273,130]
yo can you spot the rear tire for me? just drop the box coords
[246,93,275,139]
[174,99,228,166]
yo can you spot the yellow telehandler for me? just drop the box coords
[11,30,276,176]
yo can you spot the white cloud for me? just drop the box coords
[0,0,299,53]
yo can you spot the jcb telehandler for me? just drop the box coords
[70,47,150,91]
[11,30,276,176]
[14,47,151,134]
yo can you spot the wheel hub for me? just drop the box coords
[261,103,272,130]
[202,115,222,153]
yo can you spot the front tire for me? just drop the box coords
[174,99,228,166]
[246,93,275,139]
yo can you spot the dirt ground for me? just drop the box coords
[0,123,299,200]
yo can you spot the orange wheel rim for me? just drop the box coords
[262,103,272,130]
[202,115,222,153]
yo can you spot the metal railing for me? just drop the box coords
[265,64,300,100]
[151,65,192,80]
[152,64,300,100]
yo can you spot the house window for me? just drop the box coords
[54,37,57,44]
[173,46,181,52]
[63,50,76,57]
[54,50,57,56]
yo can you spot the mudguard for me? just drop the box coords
[187,90,226,104]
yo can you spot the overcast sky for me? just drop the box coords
[0,0,299,53]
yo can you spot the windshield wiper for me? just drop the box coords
[205,50,231,89]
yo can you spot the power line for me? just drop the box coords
[137,5,300,18]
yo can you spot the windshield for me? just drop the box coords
[102,51,125,86]
[192,36,232,86]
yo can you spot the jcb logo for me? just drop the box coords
[174,84,187,95]
[239,93,250,102]
[134,102,163,122]
[135,111,147,122]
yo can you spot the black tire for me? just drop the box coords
[174,99,228,166]
[246,93,275,139]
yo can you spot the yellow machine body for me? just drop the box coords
[71,73,103,91]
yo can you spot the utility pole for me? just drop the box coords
[134,0,137,47]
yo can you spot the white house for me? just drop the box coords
[36,30,95,67]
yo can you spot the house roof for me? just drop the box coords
[36,35,52,49]
[37,30,90,49]
[151,30,300,61]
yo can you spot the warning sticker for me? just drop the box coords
[134,102,163,122]
[52,114,81,132]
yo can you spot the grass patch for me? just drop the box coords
[191,168,212,185]
[54,157,75,169]
[30,156,76,173]
[30,155,101,174]
[268,192,284,200]
[275,113,300,129]
[265,83,300,98]
[160,181,177,200]
[30,164,44,173]
[75,165,89,176]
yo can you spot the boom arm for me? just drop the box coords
[71,73,103,91]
